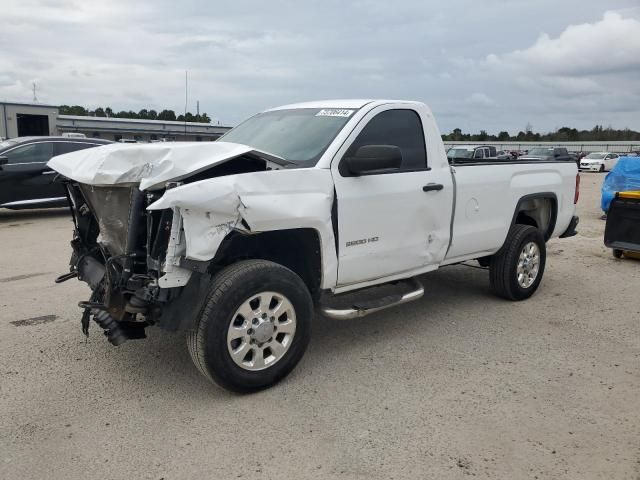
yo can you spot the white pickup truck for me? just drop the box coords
[49,99,580,392]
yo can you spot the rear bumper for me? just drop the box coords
[559,216,579,238]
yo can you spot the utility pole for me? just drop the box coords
[32,82,38,102]
[184,70,188,139]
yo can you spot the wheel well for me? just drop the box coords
[514,195,557,241]
[212,228,322,294]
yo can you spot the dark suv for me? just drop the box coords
[0,136,111,209]
[519,147,577,163]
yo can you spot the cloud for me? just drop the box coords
[486,12,640,76]
[469,93,493,106]
[488,12,640,76]
[0,1,639,133]
[473,9,640,133]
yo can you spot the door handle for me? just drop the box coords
[42,170,57,175]
[423,183,444,192]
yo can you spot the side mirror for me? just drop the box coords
[0,156,8,168]
[343,145,402,176]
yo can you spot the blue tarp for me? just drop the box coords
[601,157,640,212]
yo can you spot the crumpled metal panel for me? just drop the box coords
[48,141,270,190]
[148,168,338,289]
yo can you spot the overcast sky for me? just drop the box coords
[2,0,639,134]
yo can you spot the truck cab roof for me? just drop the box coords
[267,99,426,111]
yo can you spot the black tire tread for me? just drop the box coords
[489,224,545,301]
[187,259,310,391]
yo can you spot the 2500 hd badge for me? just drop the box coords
[346,237,379,247]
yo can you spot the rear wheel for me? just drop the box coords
[187,260,313,393]
[489,224,546,300]
[599,164,605,172]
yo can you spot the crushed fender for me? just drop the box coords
[148,168,338,284]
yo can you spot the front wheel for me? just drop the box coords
[187,260,313,393]
[489,224,546,300]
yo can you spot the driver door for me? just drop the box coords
[331,105,452,287]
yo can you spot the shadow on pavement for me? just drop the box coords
[0,207,70,222]
[97,265,493,398]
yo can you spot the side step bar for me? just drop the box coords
[320,278,424,320]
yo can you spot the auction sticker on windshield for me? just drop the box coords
[316,109,354,117]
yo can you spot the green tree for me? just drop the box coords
[157,109,177,121]
[59,105,88,116]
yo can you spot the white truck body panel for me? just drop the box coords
[444,163,576,262]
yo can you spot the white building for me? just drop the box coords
[0,101,231,142]
[0,101,59,139]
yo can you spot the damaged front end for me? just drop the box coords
[59,182,179,344]
[50,141,337,346]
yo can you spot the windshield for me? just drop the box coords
[447,148,473,159]
[585,153,606,159]
[219,108,356,166]
[527,148,553,156]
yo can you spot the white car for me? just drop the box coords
[49,99,579,392]
[580,152,619,172]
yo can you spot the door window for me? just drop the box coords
[4,142,54,164]
[344,109,427,171]
[54,142,96,156]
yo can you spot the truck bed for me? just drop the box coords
[444,159,578,263]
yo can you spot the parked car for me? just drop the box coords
[579,152,620,172]
[519,147,577,163]
[447,145,497,161]
[0,136,112,209]
[50,99,579,392]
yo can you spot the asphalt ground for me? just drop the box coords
[1,171,638,479]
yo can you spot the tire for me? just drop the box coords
[187,260,313,393]
[599,164,605,173]
[489,224,546,301]
[612,249,623,259]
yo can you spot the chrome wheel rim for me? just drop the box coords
[516,242,540,288]
[226,291,296,371]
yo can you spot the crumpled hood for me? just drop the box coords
[47,141,278,190]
